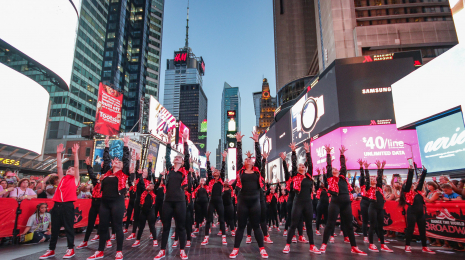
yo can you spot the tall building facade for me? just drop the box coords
[257,78,277,135]
[216,138,222,169]
[314,0,458,72]
[101,0,164,133]
[47,0,109,138]
[179,83,208,155]
[220,82,241,150]
[273,0,319,92]
[253,91,262,126]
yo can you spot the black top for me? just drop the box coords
[319,189,329,204]
[155,186,165,203]
[338,178,349,195]
[295,177,313,201]
[102,177,119,199]
[196,187,209,203]
[404,167,427,208]
[100,146,130,195]
[240,173,260,198]
[222,189,232,206]
[207,160,225,202]
[283,151,298,201]
[164,143,190,202]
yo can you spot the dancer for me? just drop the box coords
[76,141,111,249]
[201,151,227,246]
[154,172,165,224]
[223,183,236,235]
[366,160,393,252]
[40,143,80,259]
[87,136,130,260]
[154,131,190,260]
[124,154,140,234]
[173,166,195,248]
[314,168,329,236]
[229,131,268,259]
[245,152,272,244]
[282,142,320,254]
[278,188,288,223]
[320,145,366,255]
[266,184,280,231]
[280,152,305,243]
[400,164,435,254]
[193,175,208,234]
[131,155,160,247]
[358,159,370,243]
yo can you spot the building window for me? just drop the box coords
[86,148,91,156]
[107,32,116,39]
[107,41,114,48]
[104,61,112,67]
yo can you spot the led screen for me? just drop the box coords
[199,156,207,169]
[310,129,342,172]
[341,124,422,169]
[177,121,190,153]
[228,148,237,180]
[336,58,415,126]
[149,96,177,143]
[154,144,166,177]
[0,0,81,87]
[416,112,465,173]
[0,64,50,154]
[94,83,123,136]
[267,158,282,184]
[392,44,465,128]
[146,140,159,172]
[93,139,141,175]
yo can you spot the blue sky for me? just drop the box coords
[159,0,277,165]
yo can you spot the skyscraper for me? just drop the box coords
[221,82,241,150]
[101,0,165,133]
[314,0,458,72]
[253,91,262,127]
[48,0,109,138]
[163,4,205,120]
[257,78,277,135]
[179,83,208,155]
[273,0,319,92]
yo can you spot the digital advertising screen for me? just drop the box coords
[336,58,415,126]
[199,156,207,169]
[0,64,49,154]
[177,121,190,153]
[93,139,141,175]
[290,66,339,145]
[275,112,292,154]
[149,96,177,143]
[267,158,282,184]
[310,128,342,172]
[154,144,166,177]
[227,148,237,180]
[416,112,465,173]
[341,124,422,170]
[146,139,159,172]
[94,83,123,136]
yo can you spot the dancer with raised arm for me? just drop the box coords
[282,142,320,255]
[314,168,329,236]
[229,131,268,259]
[400,164,435,254]
[154,131,191,260]
[201,150,227,246]
[320,145,366,255]
[40,143,80,259]
[125,154,141,237]
[367,160,393,252]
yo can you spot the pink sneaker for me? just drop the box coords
[153,240,158,247]
[292,236,297,243]
[422,247,436,254]
[368,244,379,252]
[172,240,178,248]
[405,246,412,253]
[91,235,100,242]
[106,240,112,248]
[132,240,141,247]
[126,233,136,240]
[315,230,321,236]
[186,240,191,248]
[222,235,227,245]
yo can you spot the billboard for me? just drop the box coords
[177,121,190,153]
[148,96,177,143]
[199,156,207,169]
[146,139,159,172]
[310,128,342,171]
[336,58,415,126]
[174,51,188,65]
[0,64,49,154]
[93,139,141,175]
[267,158,282,184]
[416,112,465,173]
[227,148,237,180]
[290,66,339,145]
[0,0,81,88]
[340,124,422,170]
[94,83,123,136]
[153,143,182,177]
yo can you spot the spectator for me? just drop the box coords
[2,182,16,198]
[20,203,51,244]
[45,175,60,199]
[440,184,462,201]
[29,179,37,192]
[0,179,6,192]
[383,185,396,201]
[423,182,440,203]
[77,183,92,199]
[4,169,20,184]
[35,174,56,198]
[10,179,37,201]
[393,182,402,201]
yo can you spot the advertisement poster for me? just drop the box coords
[227,148,236,181]
[153,143,182,177]
[267,158,282,183]
[93,139,141,174]
[341,124,422,169]
[177,121,190,154]
[416,111,465,173]
[146,139,159,172]
[148,96,176,143]
[94,83,123,136]
[310,128,342,172]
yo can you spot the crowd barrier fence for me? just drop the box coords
[0,198,463,243]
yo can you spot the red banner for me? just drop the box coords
[94,82,123,136]
[0,198,19,238]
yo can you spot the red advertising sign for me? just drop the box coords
[94,83,123,136]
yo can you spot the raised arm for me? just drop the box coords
[351,172,357,189]
[290,143,297,177]
[122,136,130,176]
[358,159,365,187]
[364,161,371,190]
[404,167,414,193]
[261,158,266,180]
[102,136,111,174]
[339,146,348,178]
[377,160,385,188]
[221,151,227,181]
[206,151,212,183]
[415,166,427,192]
[280,153,290,181]
[86,157,98,186]
[252,131,261,169]
[56,144,65,182]
[323,167,328,188]
[324,144,332,179]
[304,142,312,176]
[182,131,190,171]
[71,143,80,184]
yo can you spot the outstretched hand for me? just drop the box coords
[382,160,386,169]
[72,143,80,154]
[324,144,332,154]
[57,143,65,154]
[279,152,286,160]
[123,136,130,146]
[222,150,227,159]
[303,142,310,153]
[363,161,371,169]
[245,151,253,158]
[289,142,297,152]
[250,131,259,142]
[205,151,211,159]
[339,145,348,155]
[357,159,363,167]
[236,132,244,142]
[375,160,381,169]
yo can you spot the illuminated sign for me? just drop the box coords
[362,87,392,94]
[174,52,188,63]
[227,110,236,118]
[198,134,207,140]
[200,119,207,132]
[0,158,20,166]
[262,91,270,99]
